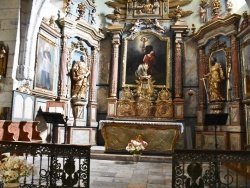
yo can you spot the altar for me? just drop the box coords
[100,120,183,155]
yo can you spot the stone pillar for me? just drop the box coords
[231,34,240,100]
[171,25,188,119]
[106,26,123,118]
[88,47,98,127]
[174,40,182,98]
[59,35,68,98]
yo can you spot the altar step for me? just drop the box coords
[90,146,172,163]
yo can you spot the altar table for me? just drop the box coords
[99,120,183,154]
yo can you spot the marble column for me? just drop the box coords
[88,47,98,127]
[59,34,68,98]
[110,40,120,98]
[106,26,123,118]
[174,40,182,98]
[231,34,240,100]
[171,25,188,119]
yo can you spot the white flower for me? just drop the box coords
[126,137,148,154]
[0,154,34,183]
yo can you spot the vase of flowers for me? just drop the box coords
[0,153,34,187]
[126,135,148,163]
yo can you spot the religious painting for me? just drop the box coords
[34,34,58,94]
[122,30,170,88]
[243,39,250,99]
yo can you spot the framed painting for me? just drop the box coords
[243,39,250,99]
[122,30,170,88]
[34,33,58,94]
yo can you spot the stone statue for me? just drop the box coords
[204,62,225,101]
[199,6,206,23]
[72,55,90,99]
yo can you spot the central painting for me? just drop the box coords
[122,30,171,88]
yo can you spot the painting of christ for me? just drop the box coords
[122,31,170,88]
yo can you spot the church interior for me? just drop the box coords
[0,0,250,187]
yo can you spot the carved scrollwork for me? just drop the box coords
[134,75,156,100]
[136,98,152,117]
[155,88,173,118]
[117,100,136,116]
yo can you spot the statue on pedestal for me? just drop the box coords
[204,62,225,102]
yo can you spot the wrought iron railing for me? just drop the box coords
[172,149,250,188]
[0,141,91,188]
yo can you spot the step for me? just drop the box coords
[90,145,172,163]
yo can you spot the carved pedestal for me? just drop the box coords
[71,98,87,126]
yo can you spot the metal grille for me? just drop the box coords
[172,149,250,188]
[0,141,91,188]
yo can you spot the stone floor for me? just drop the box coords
[90,146,173,188]
[90,159,173,188]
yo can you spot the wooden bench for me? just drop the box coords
[0,120,42,142]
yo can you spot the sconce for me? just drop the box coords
[187,86,195,97]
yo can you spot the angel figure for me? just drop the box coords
[129,19,142,34]
[153,19,165,33]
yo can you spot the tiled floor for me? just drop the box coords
[90,159,172,188]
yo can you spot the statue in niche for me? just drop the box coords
[72,53,90,99]
[204,62,225,101]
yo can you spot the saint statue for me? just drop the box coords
[204,62,225,101]
[72,54,90,99]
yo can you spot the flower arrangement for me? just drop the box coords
[0,153,34,184]
[126,135,148,155]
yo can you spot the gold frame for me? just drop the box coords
[34,33,59,95]
[122,30,171,89]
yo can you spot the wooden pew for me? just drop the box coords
[18,121,42,142]
[2,121,20,141]
[0,120,42,143]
